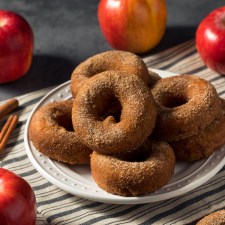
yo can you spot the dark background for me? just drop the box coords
[0,0,225,100]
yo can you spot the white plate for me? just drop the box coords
[24,69,225,204]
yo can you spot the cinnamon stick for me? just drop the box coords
[0,98,19,122]
[0,115,18,151]
[0,114,13,143]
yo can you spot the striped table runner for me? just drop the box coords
[1,39,225,225]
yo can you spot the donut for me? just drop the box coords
[169,99,225,161]
[72,70,157,154]
[70,50,151,97]
[151,75,221,141]
[90,140,176,196]
[29,100,92,165]
[148,69,161,87]
[196,210,225,225]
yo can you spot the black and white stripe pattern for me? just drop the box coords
[0,39,225,224]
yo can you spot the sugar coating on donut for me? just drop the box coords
[151,75,221,141]
[90,140,176,196]
[70,50,151,97]
[196,210,225,225]
[72,70,157,154]
[29,100,92,165]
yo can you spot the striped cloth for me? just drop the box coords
[1,39,225,225]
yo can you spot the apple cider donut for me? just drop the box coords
[70,50,151,97]
[90,140,176,196]
[151,75,221,141]
[29,100,92,165]
[148,69,161,88]
[72,70,157,154]
[170,99,225,161]
[196,210,225,225]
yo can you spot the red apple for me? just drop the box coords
[0,168,36,225]
[98,0,167,54]
[0,10,34,83]
[196,6,225,75]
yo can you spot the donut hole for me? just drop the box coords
[56,114,74,132]
[116,148,151,162]
[101,98,122,123]
[161,95,188,108]
[128,151,149,162]
[89,90,122,122]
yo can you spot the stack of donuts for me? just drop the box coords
[29,50,225,197]
[151,75,225,161]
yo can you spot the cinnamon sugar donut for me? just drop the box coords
[90,140,175,196]
[29,100,92,165]
[170,99,225,161]
[151,75,221,141]
[70,50,151,97]
[72,70,157,154]
[197,210,225,225]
